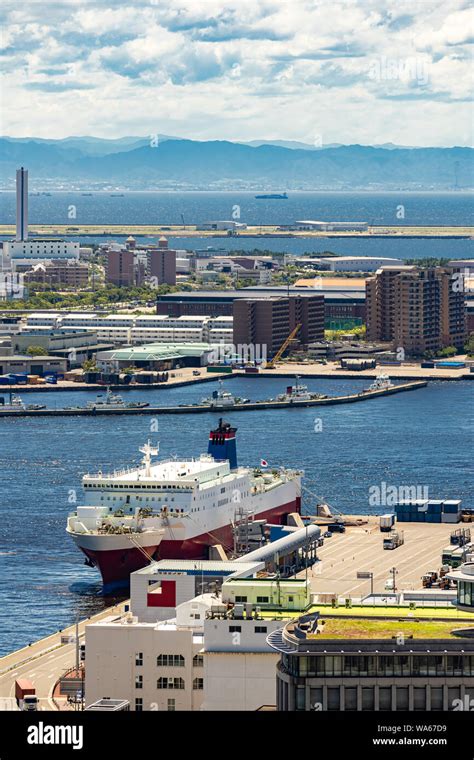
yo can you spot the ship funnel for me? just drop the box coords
[208,418,237,470]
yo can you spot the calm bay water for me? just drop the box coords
[1,190,473,259]
[1,191,473,227]
[0,376,472,655]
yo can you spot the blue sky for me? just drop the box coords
[1,0,473,146]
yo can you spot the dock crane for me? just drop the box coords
[265,323,302,368]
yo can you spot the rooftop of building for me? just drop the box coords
[286,616,474,641]
[134,559,262,576]
[295,277,368,289]
[96,342,218,361]
[157,288,365,300]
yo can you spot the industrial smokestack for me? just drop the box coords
[16,167,28,242]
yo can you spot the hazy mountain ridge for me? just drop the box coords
[0,137,472,190]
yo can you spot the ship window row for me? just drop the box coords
[282,654,474,678]
[99,496,182,507]
[88,484,191,491]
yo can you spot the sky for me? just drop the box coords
[1,0,473,146]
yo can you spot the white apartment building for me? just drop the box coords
[23,313,234,347]
[84,559,290,711]
[85,593,283,712]
[2,239,80,262]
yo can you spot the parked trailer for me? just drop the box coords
[15,679,38,711]
[380,513,396,532]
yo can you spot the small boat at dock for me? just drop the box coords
[200,379,249,408]
[65,387,149,411]
[363,374,394,393]
[0,393,46,411]
[270,377,327,403]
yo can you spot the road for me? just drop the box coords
[0,602,127,711]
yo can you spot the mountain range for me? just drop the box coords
[0,136,472,190]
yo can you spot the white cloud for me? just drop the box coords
[1,0,472,145]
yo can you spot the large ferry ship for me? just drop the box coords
[66,420,302,586]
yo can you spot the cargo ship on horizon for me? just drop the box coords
[66,419,302,586]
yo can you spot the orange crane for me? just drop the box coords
[266,323,302,368]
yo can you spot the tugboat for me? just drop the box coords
[273,377,327,403]
[364,374,394,392]
[201,379,249,408]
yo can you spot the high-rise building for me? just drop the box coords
[105,248,136,287]
[16,167,28,242]
[147,236,177,286]
[366,266,467,355]
[233,294,324,356]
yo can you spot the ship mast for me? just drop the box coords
[139,441,159,477]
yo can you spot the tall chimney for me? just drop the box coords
[16,167,28,242]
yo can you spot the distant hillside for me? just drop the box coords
[0,137,472,190]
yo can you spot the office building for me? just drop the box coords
[270,613,474,711]
[156,288,366,328]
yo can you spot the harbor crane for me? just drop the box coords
[265,323,302,369]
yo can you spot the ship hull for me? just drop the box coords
[74,496,300,585]
[158,497,300,559]
[78,543,162,587]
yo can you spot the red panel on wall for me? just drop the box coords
[147,580,176,607]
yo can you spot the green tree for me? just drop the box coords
[25,345,48,356]
[464,333,474,357]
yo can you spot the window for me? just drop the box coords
[235,596,247,603]
[135,675,143,689]
[135,698,143,712]
[229,625,241,633]
[193,678,204,690]
[157,677,185,690]
[167,699,176,712]
[255,626,267,634]
[193,654,204,667]
[256,596,269,604]
[157,654,185,667]
[135,652,143,666]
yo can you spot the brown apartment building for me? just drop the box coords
[105,248,135,287]
[366,266,467,355]
[233,294,325,356]
[105,237,176,287]
[18,261,90,287]
[147,237,176,287]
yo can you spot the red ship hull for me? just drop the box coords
[79,497,301,587]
